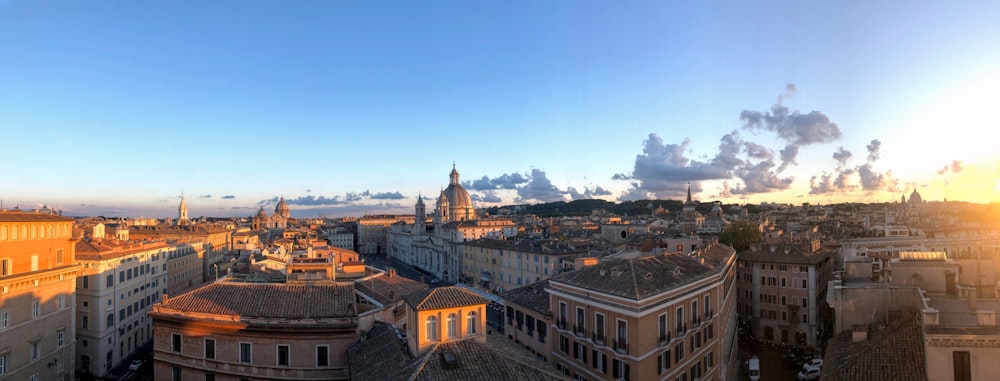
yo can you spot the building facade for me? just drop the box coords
[0,211,79,381]
[462,238,585,293]
[74,238,171,377]
[150,283,358,380]
[357,215,415,255]
[546,244,739,381]
[736,241,835,348]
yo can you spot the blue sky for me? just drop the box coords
[2,1,999,218]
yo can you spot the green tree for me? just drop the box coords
[718,220,762,251]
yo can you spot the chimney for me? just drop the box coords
[851,324,868,342]
[161,294,169,304]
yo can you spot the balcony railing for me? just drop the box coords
[592,332,607,345]
[704,309,714,320]
[676,323,687,336]
[692,315,701,326]
[573,325,586,337]
[657,332,672,346]
[614,339,629,354]
[557,319,567,330]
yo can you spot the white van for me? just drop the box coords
[748,356,761,381]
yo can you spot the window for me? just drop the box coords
[0,259,10,276]
[674,342,684,363]
[171,334,182,353]
[467,311,478,335]
[58,330,65,347]
[802,298,808,308]
[574,342,588,362]
[277,345,289,367]
[119,271,124,283]
[447,313,458,338]
[206,373,215,381]
[576,307,586,334]
[31,341,39,360]
[658,314,668,342]
[316,346,329,367]
[205,339,216,359]
[658,350,671,373]
[106,275,114,287]
[559,335,569,354]
[593,350,607,373]
[0,353,6,375]
[616,319,628,349]
[0,310,7,329]
[781,278,786,287]
[559,302,568,327]
[240,343,252,363]
[171,367,181,381]
[612,359,630,381]
[82,315,88,329]
[595,313,606,342]
[106,314,113,329]
[426,316,439,341]
[781,296,786,306]
[31,300,40,318]
[801,279,807,288]
[58,295,66,310]
[954,351,971,381]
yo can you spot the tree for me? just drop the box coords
[718,220,762,251]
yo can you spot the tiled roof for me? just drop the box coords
[407,335,568,381]
[821,311,927,381]
[551,243,735,300]
[502,281,551,316]
[404,286,488,311]
[0,211,72,222]
[347,322,413,381]
[738,244,831,265]
[355,273,428,305]
[157,282,356,319]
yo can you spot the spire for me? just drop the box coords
[686,182,693,204]
[449,163,460,186]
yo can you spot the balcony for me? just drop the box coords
[704,309,714,321]
[676,323,687,336]
[692,315,701,326]
[657,332,671,347]
[557,319,568,330]
[592,332,607,346]
[613,339,629,354]
[573,325,586,337]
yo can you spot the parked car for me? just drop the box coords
[798,366,821,381]
[129,359,143,371]
[430,278,440,284]
[802,358,824,369]
[748,356,761,381]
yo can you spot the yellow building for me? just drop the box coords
[402,287,488,356]
[0,211,79,380]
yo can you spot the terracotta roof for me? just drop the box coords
[406,336,568,381]
[348,327,567,381]
[404,286,488,311]
[821,311,927,381]
[355,273,428,305]
[551,243,735,300]
[739,244,831,265]
[0,211,72,222]
[502,281,551,316]
[157,282,356,319]
[347,322,414,381]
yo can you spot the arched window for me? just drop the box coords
[467,311,478,335]
[21,225,27,239]
[447,313,458,338]
[426,316,438,341]
[11,225,18,240]
[0,225,6,240]
[31,225,37,239]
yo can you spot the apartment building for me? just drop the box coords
[546,244,738,381]
[0,211,79,381]
[735,240,834,348]
[150,283,358,380]
[74,238,171,377]
[462,238,585,293]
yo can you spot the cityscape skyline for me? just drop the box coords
[2,1,999,218]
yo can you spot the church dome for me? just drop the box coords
[256,206,268,219]
[908,188,923,204]
[444,165,474,211]
[275,196,290,218]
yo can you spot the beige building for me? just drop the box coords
[462,238,585,293]
[74,238,172,377]
[358,215,415,255]
[0,211,79,381]
[546,244,739,381]
[150,282,358,380]
[502,281,554,363]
